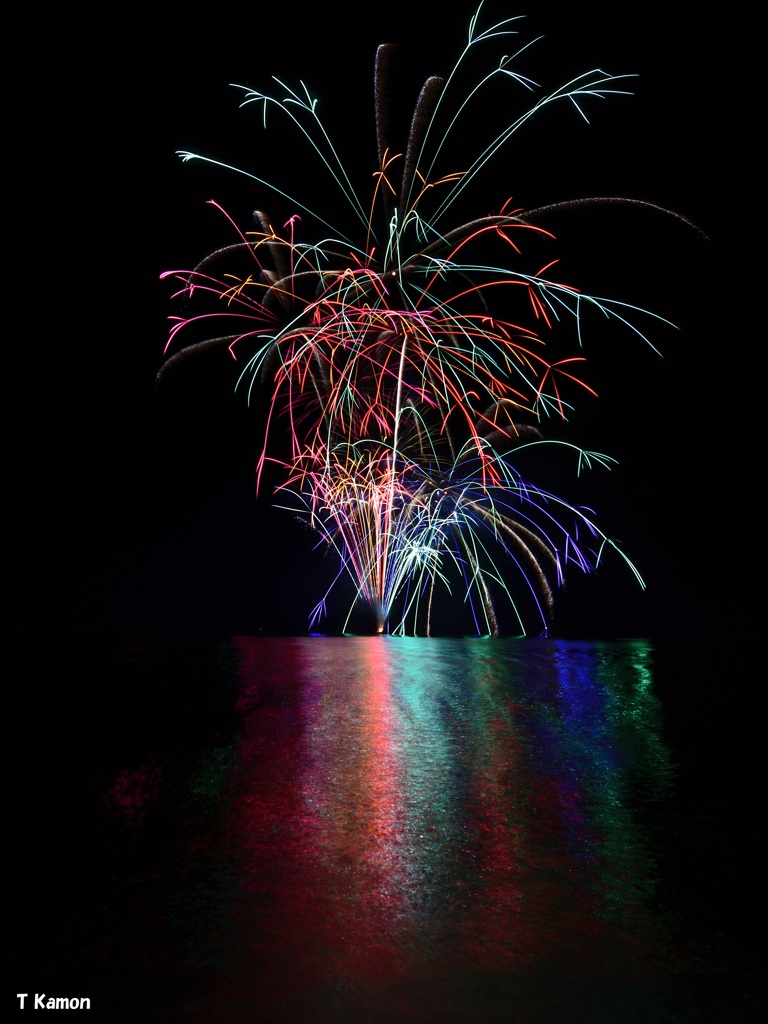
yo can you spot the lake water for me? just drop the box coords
[13,637,761,1022]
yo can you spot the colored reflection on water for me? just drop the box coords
[153,637,685,1023]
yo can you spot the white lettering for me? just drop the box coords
[25,992,91,1010]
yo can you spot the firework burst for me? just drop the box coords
[161,4,692,635]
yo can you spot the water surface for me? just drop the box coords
[13,637,760,1022]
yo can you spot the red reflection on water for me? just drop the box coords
[102,760,163,826]
[211,638,417,1019]
[301,637,413,984]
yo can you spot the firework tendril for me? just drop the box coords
[161,4,693,636]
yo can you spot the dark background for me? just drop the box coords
[8,0,749,640]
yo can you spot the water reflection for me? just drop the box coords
[157,637,681,1023]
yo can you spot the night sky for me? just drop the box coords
[10,0,747,640]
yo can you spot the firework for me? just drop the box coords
[162,4,688,636]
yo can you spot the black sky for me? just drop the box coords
[9,1,748,639]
